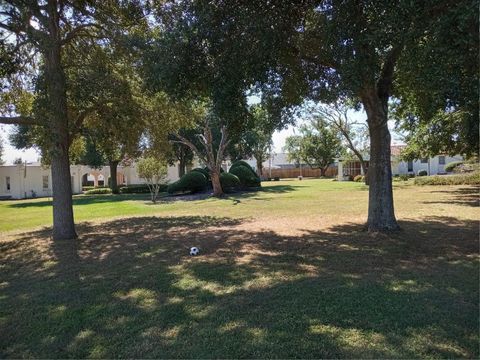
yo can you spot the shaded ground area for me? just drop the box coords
[1,212,478,358]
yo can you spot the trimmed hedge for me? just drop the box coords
[398,174,415,181]
[220,172,241,192]
[417,170,428,176]
[167,171,208,194]
[414,172,480,186]
[191,167,211,181]
[119,184,168,194]
[444,161,463,173]
[230,160,256,174]
[82,186,106,192]
[84,187,112,195]
[229,165,261,187]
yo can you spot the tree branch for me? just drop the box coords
[0,115,39,126]
[377,45,404,100]
[172,135,207,164]
[215,125,229,169]
[61,23,99,45]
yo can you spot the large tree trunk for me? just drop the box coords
[211,169,223,197]
[320,166,327,177]
[362,91,399,232]
[254,153,264,178]
[45,32,77,240]
[109,160,119,194]
[178,157,186,177]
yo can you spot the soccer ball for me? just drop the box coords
[190,247,200,256]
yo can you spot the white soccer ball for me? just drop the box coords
[190,247,200,256]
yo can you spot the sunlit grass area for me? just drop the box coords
[1,179,479,358]
[0,178,478,233]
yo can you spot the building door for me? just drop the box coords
[407,160,413,172]
[438,156,446,173]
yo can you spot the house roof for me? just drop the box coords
[390,145,406,157]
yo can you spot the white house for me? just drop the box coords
[0,162,181,200]
[390,145,463,176]
[243,147,463,178]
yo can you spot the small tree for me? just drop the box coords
[285,120,344,177]
[314,102,370,182]
[136,157,168,203]
[174,115,229,198]
[284,135,303,168]
[229,105,275,177]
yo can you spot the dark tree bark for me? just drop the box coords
[178,159,186,177]
[178,156,186,177]
[362,88,399,232]
[320,166,327,177]
[109,160,120,194]
[210,169,223,197]
[254,153,264,178]
[44,10,77,240]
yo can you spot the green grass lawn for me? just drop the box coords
[1,179,369,232]
[1,179,479,358]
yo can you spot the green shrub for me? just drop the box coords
[220,172,241,192]
[229,165,261,187]
[417,170,428,176]
[84,187,112,195]
[230,160,257,176]
[167,171,208,194]
[353,175,364,182]
[119,184,168,194]
[82,185,107,192]
[191,167,211,180]
[398,174,411,181]
[414,172,480,185]
[230,160,252,170]
[444,161,463,173]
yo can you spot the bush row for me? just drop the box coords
[444,161,463,173]
[167,161,262,195]
[414,172,480,186]
[167,171,209,194]
[118,184,168,194]
[82,185,107,191]
[84,187,112,195]
[229,164,261,188]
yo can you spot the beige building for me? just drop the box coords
[0,162,181,199]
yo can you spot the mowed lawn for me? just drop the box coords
[0,179,479,358]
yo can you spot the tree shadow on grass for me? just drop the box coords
[153,184,301,205]
[0,215,478,358]
[422,186,479,207]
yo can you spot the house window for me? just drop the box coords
[6,176,10,192]
[438,156,446,165]
[42,175,49,190]
[421,158,428,163]
[407,160,413,172]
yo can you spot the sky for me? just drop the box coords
[1,109,404,165]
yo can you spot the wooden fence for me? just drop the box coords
[261,165,337,179]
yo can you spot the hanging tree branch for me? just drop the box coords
[0,115,39,126]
